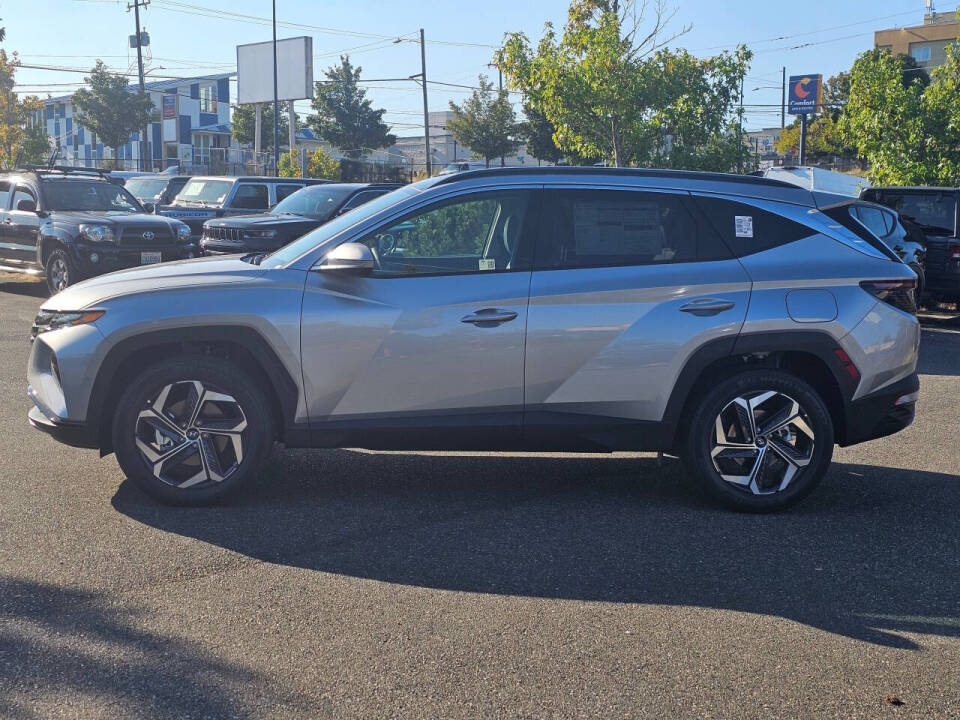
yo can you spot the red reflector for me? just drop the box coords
[950,245,960,261]
[834,349,861,380]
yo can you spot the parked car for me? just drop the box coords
[860,187,960,305]
[437,161,488,175]
[846,200,926,298]
[200,183,401,255]
[26,167,919,511]
[123,174,191,211]
[0,167,196,294]
[763,166,869,197]
[157,176,329,240]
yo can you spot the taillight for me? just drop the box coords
[860,279,918,315]
[950,244,960,261]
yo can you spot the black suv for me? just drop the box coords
[860,187,958,304]
[0,167,196,294]
[200,182,401,255]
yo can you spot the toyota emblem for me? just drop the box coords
[142,231,155,241]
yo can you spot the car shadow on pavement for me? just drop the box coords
[0,277,47,299]
[0,576,288,718]
[113,452,960,651]
[919,326,960,376]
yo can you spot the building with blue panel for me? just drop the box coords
[36,73,235,172]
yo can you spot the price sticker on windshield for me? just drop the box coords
[735,215,754,238]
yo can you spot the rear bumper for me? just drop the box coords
[839,372,918,446]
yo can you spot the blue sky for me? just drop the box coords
[1,0,930,134]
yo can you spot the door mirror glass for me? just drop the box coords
[318,242,375,273]
[16,198,37,213]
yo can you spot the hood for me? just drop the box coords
[208,213,324,229]
[43,255,266,310]
[51,211,179,228]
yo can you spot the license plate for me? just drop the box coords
[141,251,162,264]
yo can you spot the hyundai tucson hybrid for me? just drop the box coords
[27,168,920,511]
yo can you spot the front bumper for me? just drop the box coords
[839,372,919,446]
[69,241,199,276]
[28,405,98,448]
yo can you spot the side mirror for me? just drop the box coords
[142,202,156,214]
[318,242,375,274]
[17,199,37,213]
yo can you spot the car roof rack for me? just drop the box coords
[18,164,113,179]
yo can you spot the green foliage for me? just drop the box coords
[308,56,395,159]
[0,50,46,167]
[231,103,290,152]
[447,75,519,166]
[840,48,960,185]
[306,147,341,179]
[776,114,851,160]
[497,0,750,171]
[520,104,564,164]
[278,150,301,178]
[71,60,153,153]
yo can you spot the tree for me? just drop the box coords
[447,75,519,167]
[278,150,301,178]
[775,114,851,161]
[231,103,290,153]
[839,48,958,185]
[0,50,46,168]
[306,147,340,179]
[498,0,750,170]
[71,61,153,159]
[308,56,395,159]
[520,104,564,164]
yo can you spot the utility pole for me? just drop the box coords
[799,113,808,166]
[419,28,431,176]
[780,66,786,129]
[127,0,150,171]
[738,73,744,173]
[272,0,280,176]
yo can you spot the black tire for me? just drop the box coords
[45,246,78,295]
[681,369,834,512]
[112,356,275,505]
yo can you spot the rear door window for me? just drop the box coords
[11,185,38,211]
[691,195,816,257]
[535,189,730,269]
[230,183,269,210]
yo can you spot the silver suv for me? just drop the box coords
[27,168,920,511]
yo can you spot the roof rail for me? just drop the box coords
[429,165,802,190]
[17,164,112,178]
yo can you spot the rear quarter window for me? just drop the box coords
[691,195,817,257]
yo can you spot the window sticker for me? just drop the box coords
[479,258,496,271]
[735,215,754,238]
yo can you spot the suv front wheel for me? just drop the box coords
[681,369,834,512]
[45,246,77,295]
[112,356,275,505]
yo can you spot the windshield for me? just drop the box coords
[261,185,419,268]
[271,185,353,218]
[123,176,169,200]
[175,179,233,205]
[882,193,957,235]
[45,181,142,212]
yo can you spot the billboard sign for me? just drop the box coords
[237,36,314,105]
[788,74,822,115]
[162,94,177,119]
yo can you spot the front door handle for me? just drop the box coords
[461,308,519,326]
[679,299,736,316]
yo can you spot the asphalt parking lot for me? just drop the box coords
[0,272,958,719]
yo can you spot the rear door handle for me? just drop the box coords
[679,299,736,316]
[461,308,519,325]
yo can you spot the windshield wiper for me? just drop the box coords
[241,252,267,265]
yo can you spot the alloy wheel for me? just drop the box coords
[710,390,815,495]
[134,380,247,489]
[49,258,69,292]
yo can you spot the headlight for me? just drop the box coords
[176,224,192,242]
[31,310,105,339]
[78,224,115,243]
[243,229,277,239]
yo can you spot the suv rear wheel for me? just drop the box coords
[112,356,275,505]
[681,369,834,512]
